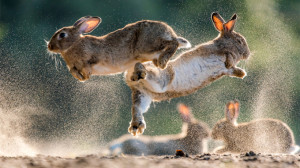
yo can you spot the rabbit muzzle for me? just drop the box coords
[47,42,60,53]
[47,43,54,51]
[242,49,251,60]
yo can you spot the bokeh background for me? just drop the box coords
[0,0,299,156]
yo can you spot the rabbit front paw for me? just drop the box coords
[131,62,146,81]
[70,67,91,82]
[224,52,236,69]
[128,119,146,136]
[230,67,246,79]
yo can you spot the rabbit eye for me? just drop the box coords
[59,32,66,38]
[237,39,242,44]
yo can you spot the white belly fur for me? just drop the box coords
[167,55,227,91]
[92,62,137,75]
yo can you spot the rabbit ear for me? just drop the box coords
[73,16,91,27]
[177,103,191,123]
[225,101,238,124]
[75,16,102,34]
[224,14,237,32]
[211,12,225,32]
[233,100,240,118]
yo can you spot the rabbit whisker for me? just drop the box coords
[45,39,62,71]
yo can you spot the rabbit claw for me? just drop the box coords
[128,120,146,136]
[70,66,91,82]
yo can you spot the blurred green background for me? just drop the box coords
[0,0,299,155]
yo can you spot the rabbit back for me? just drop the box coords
[134,20,177,52]
[230,119,294,153]
[109,134,149,155]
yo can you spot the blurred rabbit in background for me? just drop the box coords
[109,104,210,155]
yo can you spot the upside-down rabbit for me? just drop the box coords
[125,12,250,136]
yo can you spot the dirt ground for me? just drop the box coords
[1,152,300,168]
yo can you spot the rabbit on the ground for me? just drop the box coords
[109,104,210,155]
[125,12,250,136]
[212,100,298,154]
[47,16,191,81]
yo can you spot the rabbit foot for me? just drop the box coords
[157,57,169,69]
[70,68,88,82]
[131,62,146,81]
[231,67,246,79]
[75,71,90,82]
[152,59,158,67]
[225,52,235,69]
[156,42,178,69]
[128,119,146,136]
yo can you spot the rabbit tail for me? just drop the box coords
[177,37,191,49]
[289,145,300,154]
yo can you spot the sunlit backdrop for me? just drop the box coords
[0,0,299,156]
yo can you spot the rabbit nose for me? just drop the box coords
[48,43,53,50]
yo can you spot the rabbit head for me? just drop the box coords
[212,100,240,140]
[47,16,102,54]
[178,104,210,139]
[212,13,250,61]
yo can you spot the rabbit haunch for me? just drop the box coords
[47,16,191,81]
[108,104,210,155]
[125,12,250,136]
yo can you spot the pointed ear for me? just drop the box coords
[233,100,240,118]
[224,14,237,32]
[75,16,102,34]
[73,16,91,27]
[225,101,238,124]
[211,12,225,32]
[177,103,191,123]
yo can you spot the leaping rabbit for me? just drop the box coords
[47,16,191,81]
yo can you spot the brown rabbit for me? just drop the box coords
[125,12,250,136]
[47,16,191,81]
[108,104,210,155]
[211,100,299,154]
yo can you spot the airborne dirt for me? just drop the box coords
[1,152,300,168]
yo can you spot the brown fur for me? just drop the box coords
[130,88,146,133]
[125,12,251,136]
[127,30,250,101]
[212,100,296,154]
[47,16,190,81]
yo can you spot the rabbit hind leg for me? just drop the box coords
[128,89,152,136]
[156,40,179,69]
[131,62,147,81]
